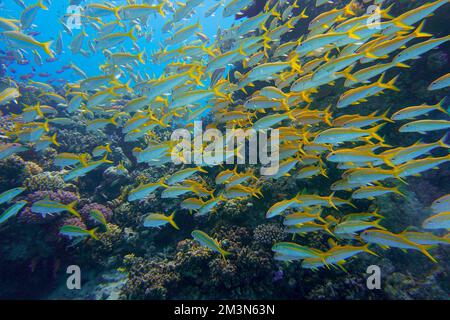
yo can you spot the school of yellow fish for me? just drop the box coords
[0,0,450,271]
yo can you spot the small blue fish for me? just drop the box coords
[0,187,25,205]
[0,201,27,225]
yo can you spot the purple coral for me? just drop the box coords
[79,203,113,224]
[272,270,284,282]
[62,217,86,229]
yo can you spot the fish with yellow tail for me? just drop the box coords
[351,185,405,200]
[283,208,326,225]
[60,225,99,240]
[272,242,324,260]
[128,178,169,202]
[360,229,437,263]
[326,148,396,168]
[31,198,80,218]
[399,120,450,133]
[394,35,450,64]
[191,230,232,261]
[2,31,53,58]
[20,0,48,31]
[314,124,386,145]
[337,74,400,109]
[322,244,378,266]
[391,98,448,121]
[63,155,113,182]
[386,0,449,33]
[54,152,89,168]
[334,219,386,235]
[401,230,450,245]
[397,155,450,178]
[266,196,303,219]
[144,211,179,230]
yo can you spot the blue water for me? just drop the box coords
[1,0,233,82]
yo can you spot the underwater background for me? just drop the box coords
[0,0,449,300]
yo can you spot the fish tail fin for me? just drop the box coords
[114,7,121,21]
[381,3,394,19]
[386,75,400,92]
[110,113,123,126]
[319,254,328,268]
[201,44,214,57]
[89,228,99,240]
[213,85,227,99]
[300,8,308,19]
[51,132,60,147]
[67,201,81,218]
[436,97,449,115]
[79,153,89,167]
[288,53,302,73]
[128,27,137,41]
[363,49,379,60]
[101,154,113,164]
[347,25,361,40]
[414,20,432,38]
[373,219,387,231]
[393,18,414,30]
[262,33,272,51]
[372,208,384,219]
[41,41,54,58]
[105,143,112,153]
[381,155,396,168]
[220,249,232,261]
[35,104,44,118]
[137,51,145,64]
[157,3,165,17]
[396,62,410,68]
[344,3,355,16]
[376,72,386,86]
[393,169,408,185]
[438,134,450,149]
[364,244,379,257]
[268,4,281,20]
[420,245,437,263]
[369,123,386,143]
[340,65,357,82]
[237,43,247,56]
[379,75,400,92]
[324,226,335,237]
[168,211,180,230]
[327,192,338,210]
[323,104,333,126]
[394,186,406,198]
[188,68,203,86]
[43,119,50,132]
[38,0,48,10]
[317,214,327,224]
[381,108,395,123]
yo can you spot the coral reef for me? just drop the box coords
[24,171,66,192]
